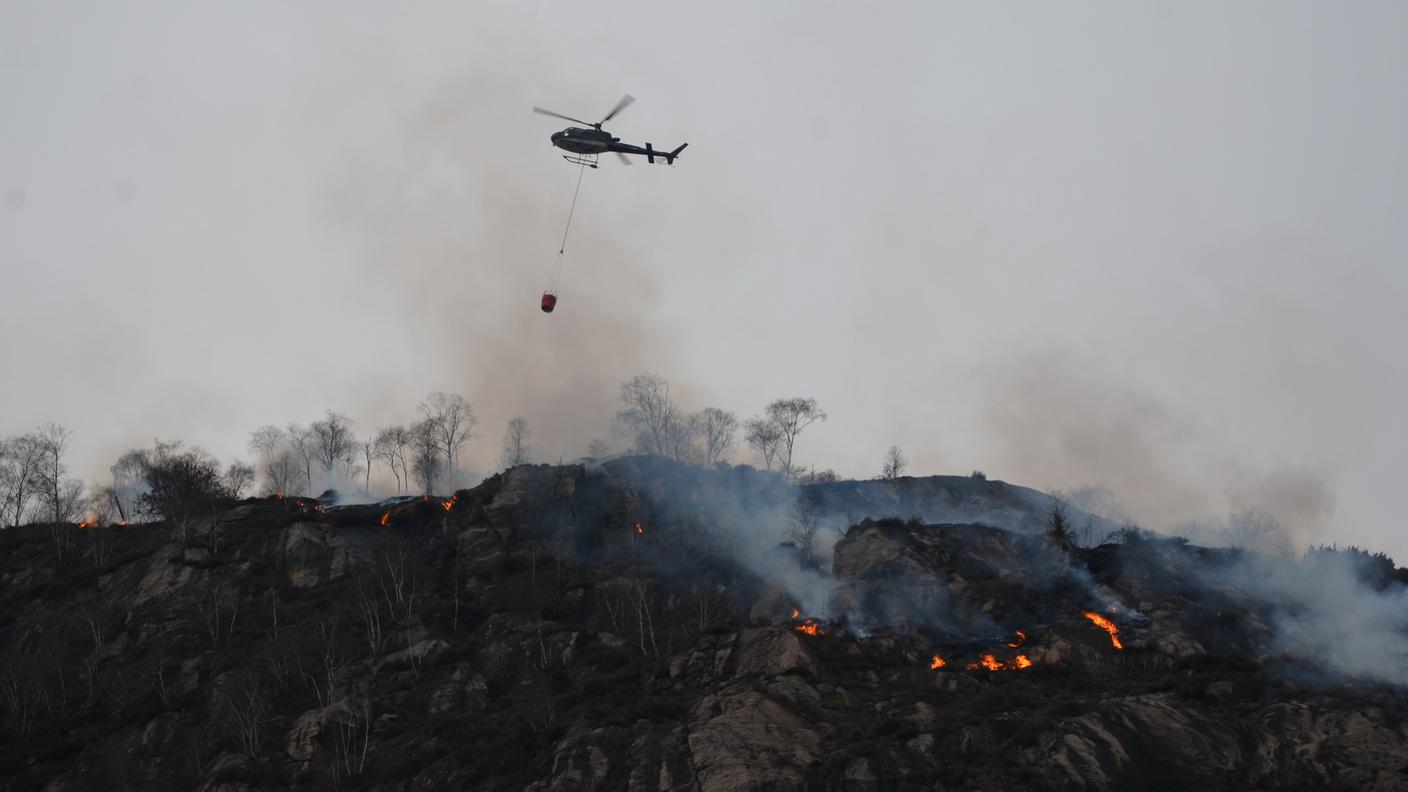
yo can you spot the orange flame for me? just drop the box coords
[379,512,390,526]
[441,494,458,512]
[929,654,946,669]
[1015,654,1033,669]
[1007,630,1027,648]
[1082,611,1124,650]
[634,522,644,535]
[76,515,98,529]
[790,608,801,619]
[793,618,825,637]
[119,520,128,526]
[274,491,284,500]
[980,654,1005,671]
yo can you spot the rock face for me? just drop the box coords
[806,474,1113,536]
[2,457,1407,791]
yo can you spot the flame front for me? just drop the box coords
[379,512,390,526]
[930,654,946,669]
[1007,630,1026,648]
[1082,611,1124,650]
[790,607,801,619]
[954,652,1033,672]
[442,494,458,512]
[76,515,97,529]
[793,618,825,637]
[634,522,644,535]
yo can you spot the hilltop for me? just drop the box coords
[1,459,1406,791]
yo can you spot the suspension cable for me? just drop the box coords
[546,162,588,293]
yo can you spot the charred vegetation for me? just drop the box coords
[1,458,1407,790]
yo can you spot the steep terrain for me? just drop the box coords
[2,459,1406,791]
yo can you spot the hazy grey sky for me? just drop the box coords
[4,3,1406,554]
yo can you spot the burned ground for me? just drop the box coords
[1,459,1406,791]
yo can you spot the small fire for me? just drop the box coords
[422,495,429,504]
[441,494,458,512]
[274,491,284,500]
[790,607,801,619]
[1082,611,1124,650]
[957,652,1033,672]
[76,515,98,529]
[793,618,825,637]
[930,654,946,669]
[634,522,644,535]
[379,512,390,526]
[119,520,128,526]
[1007,630,1027,648]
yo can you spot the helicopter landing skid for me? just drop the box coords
[561,153,599,169]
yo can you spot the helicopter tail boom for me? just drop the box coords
[642,142,688,165]
[607,141,689,165]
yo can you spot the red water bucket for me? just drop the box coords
[541,293,557,313]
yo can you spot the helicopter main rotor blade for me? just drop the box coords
[599,94,635,125]
[533,106,595,126]
[615,151,633,166]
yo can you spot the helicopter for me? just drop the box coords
[533,95,687,168]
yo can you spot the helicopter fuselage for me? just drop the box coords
[550,127,617,155]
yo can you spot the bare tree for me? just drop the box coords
[665,412,701,463]
[500,417,532,469]
[107,448,150,522]
[138,442,231,543]
[0,656,43,742]
[764,398,827,480]
[586,438,610,460]
[248,425,287,494]
[224,461,255,499]
[358,441,375,495]
[418,392,475,474]
[284,424,316,496]
[409,420,441,496]
[743,418,783,471]
[34,424,84,524]
[309,411,357,480]
[265,450,298,497]
[618,373,682,458]
[785,496,824,566]
[880,445,907,480]
[0,433,44,528]
[373,426,410,494]
[696,407,738,467]
[331,697,373,785]
[221,669,266,759]
[1046,490,1073,547]
[1221,508,1292,557]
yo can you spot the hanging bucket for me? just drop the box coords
[541,293,558,313]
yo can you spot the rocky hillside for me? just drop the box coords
[2,458,1407,791]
